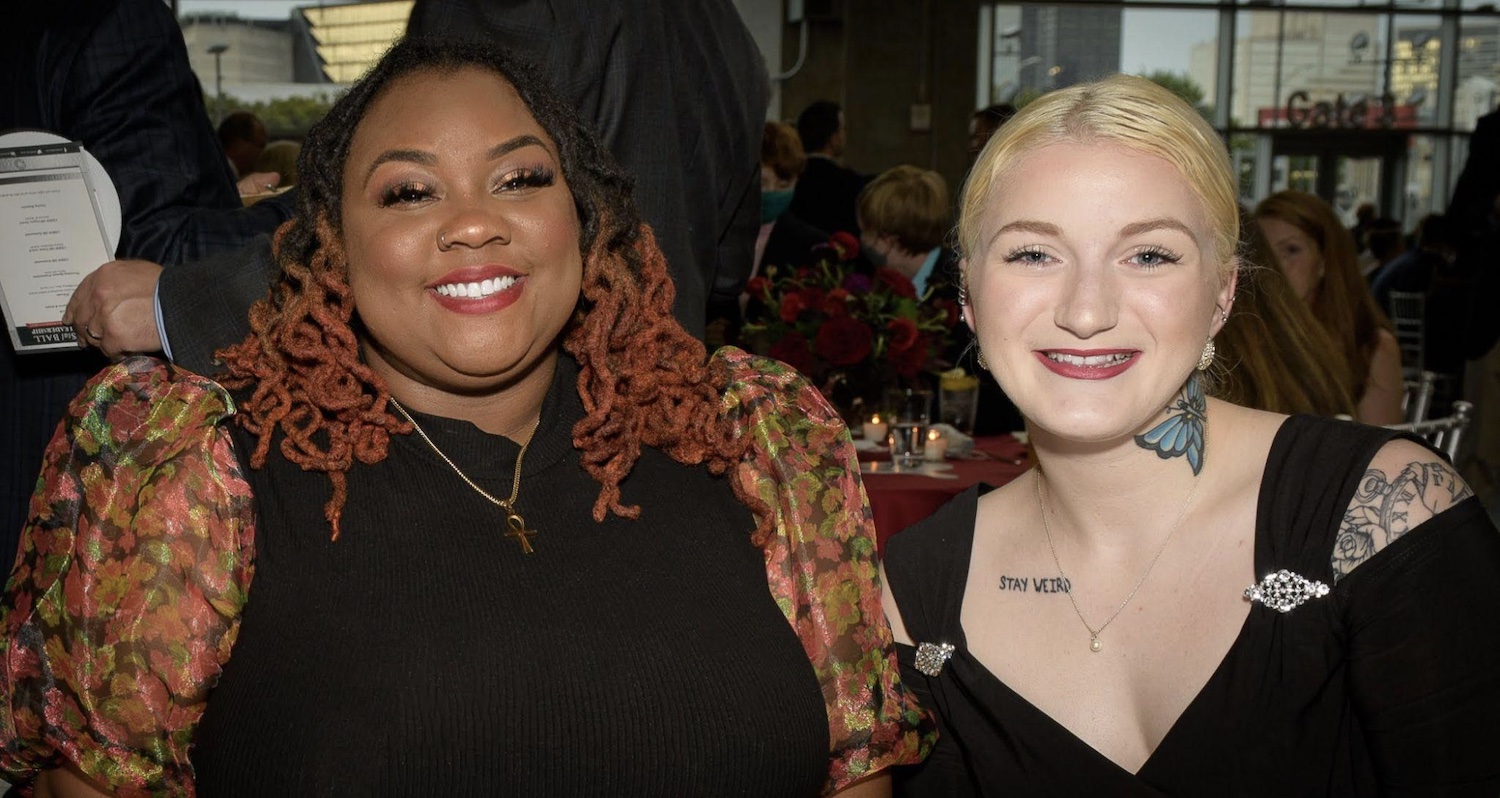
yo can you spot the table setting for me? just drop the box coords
[852,385,1032,548]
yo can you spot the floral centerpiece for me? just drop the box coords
[739,233,958,424]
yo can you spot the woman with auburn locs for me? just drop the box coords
[0,38,931,796]
[880,74,1500,795]
[1254,190,1404,425]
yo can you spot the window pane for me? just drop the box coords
[1455,18,1500,130]
[985,4,1218,117]
[1391,16,1444,128]
[1232,10,1389,130]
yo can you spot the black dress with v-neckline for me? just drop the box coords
[884,414,1500,796]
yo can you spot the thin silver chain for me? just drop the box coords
[1035,463,1201,652]
[389,397,534,512]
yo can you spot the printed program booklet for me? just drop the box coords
[0,140,113,353]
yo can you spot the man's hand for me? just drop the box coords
[63,259,165,357]
[236,171,281,196]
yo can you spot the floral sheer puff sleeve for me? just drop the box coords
[715,346,935,794]
[0,357,255,797]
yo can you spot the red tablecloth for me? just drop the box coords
[858,435,1030,551]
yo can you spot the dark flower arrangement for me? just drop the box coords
[740,232,957,406]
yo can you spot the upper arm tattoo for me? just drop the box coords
[1331,459,1473,581]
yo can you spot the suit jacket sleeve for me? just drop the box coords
[158,235,279,376]
[53,0,290,266]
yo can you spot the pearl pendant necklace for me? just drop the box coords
[1035,466,1201,653]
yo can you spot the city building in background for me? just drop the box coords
[178,0,411,134]
[980,0,1500,230]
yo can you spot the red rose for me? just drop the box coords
[886,317,920,352]
[814,316,874,367]
[823,288,850,317]
[798,287,826,311]
[889,332,930,378]
[829,231,861,261]
[769,331,814,373]
[779,292,808,323]
[744,276,770,298]
[874,267,917,299]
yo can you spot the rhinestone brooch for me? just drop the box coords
[913,642,956,677]
[1244,569,1330,613]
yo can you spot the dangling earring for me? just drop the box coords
[977,347,990,370]
[1197,338,1216,371]
[957,280,971,306]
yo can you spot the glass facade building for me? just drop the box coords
[978,0,1500,227]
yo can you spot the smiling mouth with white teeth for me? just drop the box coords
[433,276,519,299]
[1045,352,1133,367]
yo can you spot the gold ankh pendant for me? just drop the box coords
[505,511,535,554]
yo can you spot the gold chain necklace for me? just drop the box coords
[1035,465,1201,653]
[390,397,540,554]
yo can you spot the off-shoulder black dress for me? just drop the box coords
[884,415,1500,796]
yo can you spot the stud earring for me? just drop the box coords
[1197,338,1216,371]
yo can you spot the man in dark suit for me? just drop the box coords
[1449,108,1500,236]
[108,0,767,377]
[1,0,293,556]
[789,101,867,237]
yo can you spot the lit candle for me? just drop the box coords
[861,414,888,443]
[923,428,948,461]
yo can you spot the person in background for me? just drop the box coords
[706,121,828,348]
[1370,213,1457,313]
[217,111,268,179]
[1348,201,1378,254]
[756,121,829,276]
[1216,212,1357,417]
[883,73,1500,795]
[857,164,1024,433]
[1,0,293,563]
[1,37,931,796]
[1358,216,1403,278]
[252,139,301,188]
[857,165,952,300]
[790,100,867,237]
[1448,106,1500,236]
[968,103,1017,157]
[1255,190,1404,425]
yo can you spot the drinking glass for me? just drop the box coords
[938,373,981,435]
[885,388,932,469]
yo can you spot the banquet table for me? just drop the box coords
[857,434,1031,551]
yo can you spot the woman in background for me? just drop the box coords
[1254,190,1404,424]
[1214,212,1356,417]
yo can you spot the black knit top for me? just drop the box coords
[191,357,829,795]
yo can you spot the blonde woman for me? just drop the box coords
[881,74,1500,795]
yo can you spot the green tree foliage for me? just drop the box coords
[1140,70,1215,122]
[206,91,341,138]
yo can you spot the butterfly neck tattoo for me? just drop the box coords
[1134,373,1207,475]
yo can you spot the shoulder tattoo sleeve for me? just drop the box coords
[1331,459,1473,581]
